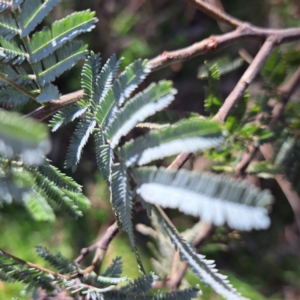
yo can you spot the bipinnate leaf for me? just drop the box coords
[105,80,177,149]
[19,0,61,37]
[0,38,28,64]
[37,83,60,103]
[92,53,121,110]
[118,118,224,167]
[29,10,97,62]
[94,128,112,185]
[37,41,88,84]
[35,245,77,274]
[23,191,55,222]
[135,167,273,231]
[81,52,102,102]
[113,59,150,106]
[111,163,145,274]
[0,109,50,165]
[0,86,30,107]
[49,104,87,132]
[0,14,19,39]
[154,206,248,300]
[65,116,96,171]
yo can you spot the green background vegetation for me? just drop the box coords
[1,0,300,299]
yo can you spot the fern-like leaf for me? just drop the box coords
[23,191,55,222]
[105,81,177,149]
[135,167,273,231]
[0,65,33,87]
[37,159,82,192]
[118,118,224,167]
[94,128,112,185]
[32,170,84,217]
[81,52,101,102]
[113,59,149,106]
[19,0,60,37]
[111,163,145,274]
[0,38,28,64]
[92,54,121,110]
[154,287,200,300]
[102,256,123,278]
[154,206,247,300]
[36,41,88,84]
[35,245,77,274]
[0,86,30,107]
[29,10,97,62]
[65,116,96,170]
[37,83,60,102]
[0,14,19,39]
[49,103,87,132]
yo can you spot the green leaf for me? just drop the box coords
[36,41,88,84]
[29,10,97,62]
[261,49,287,86]
[94,129,112,186]
[23,191,55,222]
[32,170,84,217]
[0,14,19,39]
[0,86,30,107]
[92,54,122,111]
[111,163,145,274]
[153,288,200,300]
[105,80,177,149]
[102,257,123,278]
[81,52,102,103]
[135,167,274,230]
[154,206,247,300]
[198,56,244,79]
[98,59,150,130]
[35,245,77,274]
[113,59,149,106]
[0,38,28,64]
[49,103,87,132]
[0,109,50,164]
[19,0,60,37]
[65,116,96,170]
[118,118,224,167]
[36,159,82,192]
[37,83,60,102]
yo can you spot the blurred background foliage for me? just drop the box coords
[1,0,300,299]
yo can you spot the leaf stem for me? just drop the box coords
[0,73,37,101]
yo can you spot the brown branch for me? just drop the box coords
[0,249,68,280]
[74,221,119,264]
[185,0,300,43]
[214,37,275,123]
[27,90,84,121]
[27,10,300,122]
[184,0,241,28]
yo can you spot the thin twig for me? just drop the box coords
[27,90,84,121]
[74,222,119,264]
[0,73,37,101]
[184,0,241,28]
[214,37,275,123]
[0,249,68,280]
